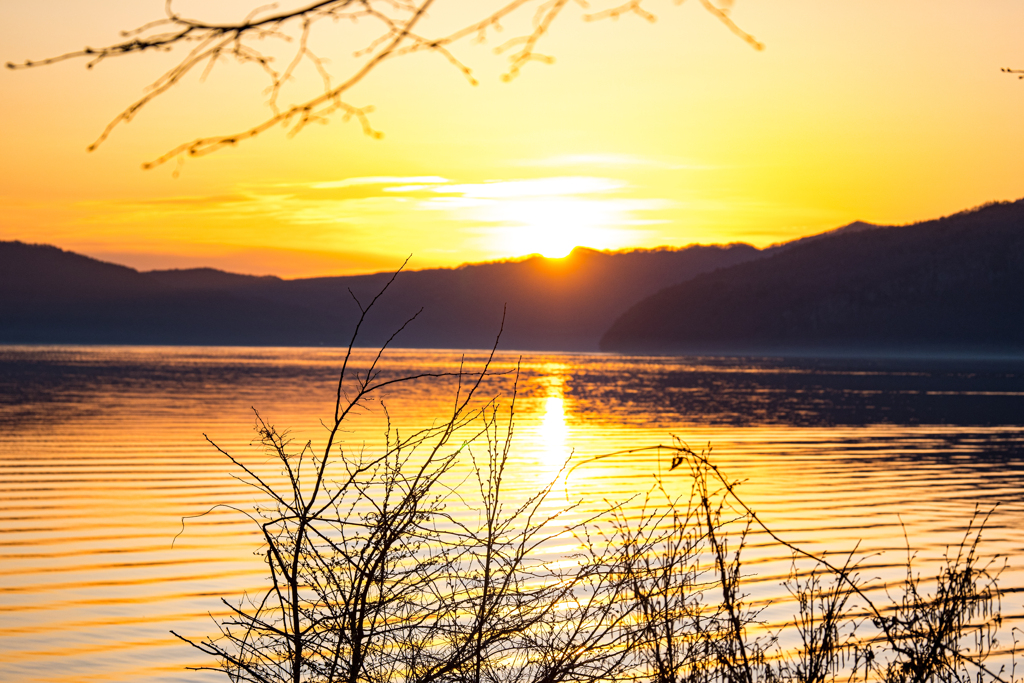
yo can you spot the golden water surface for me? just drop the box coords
[2,346,1024,682]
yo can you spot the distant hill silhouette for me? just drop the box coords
[769,220,882,251]
[0,241,334,345]
[0,242,757,349]
[147,267,282,291]
[600,200,1024,356]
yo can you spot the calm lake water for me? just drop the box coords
[2,346,1024,682]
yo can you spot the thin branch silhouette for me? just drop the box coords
[6,0,762,169]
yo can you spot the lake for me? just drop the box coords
[2,346,1024,683]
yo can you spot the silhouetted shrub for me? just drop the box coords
[176,277,1015,683]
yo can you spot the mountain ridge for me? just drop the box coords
[600,199,1024,355]
[6,198,1021,353]
[0,241,759,350]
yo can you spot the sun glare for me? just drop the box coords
[495,197,622,258]
[426,176,651,261]
[527,230,578,259]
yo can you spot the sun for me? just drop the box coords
[523,227,580,259]
[498,197,611,258]
[468,179,643,259]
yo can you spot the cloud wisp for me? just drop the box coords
[70,174,671,267]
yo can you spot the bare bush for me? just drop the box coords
[173,274,1015,683]
[173,273,643,683]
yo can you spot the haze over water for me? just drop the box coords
[2,346,1024,683]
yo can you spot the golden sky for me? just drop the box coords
[1,1,1022,277]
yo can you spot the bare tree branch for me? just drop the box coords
[6,0,762,169]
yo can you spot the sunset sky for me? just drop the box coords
[1,0,1022,277]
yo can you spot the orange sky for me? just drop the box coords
[1,1,1022,277]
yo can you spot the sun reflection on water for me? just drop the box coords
[532,369,571,475]
[540,395,569,458]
